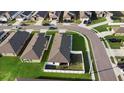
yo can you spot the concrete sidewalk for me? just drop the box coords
[88,21,108,28]
[97,30,114,37]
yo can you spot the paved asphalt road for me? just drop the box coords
[0,24,117,81]
[0,25,48,30]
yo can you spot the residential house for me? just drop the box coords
[0,31,30,56]
[36,11,49,20]
[63,11,75,22]
[47,33,72,66]
[21,33,48,63]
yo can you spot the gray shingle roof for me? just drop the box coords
[0,31,4,36]
[21,33,47,60]
[22,11,32,16]
[48,33,71,63]
[0,31,30,54]
[37,11,48,18]
[8,11,18,17]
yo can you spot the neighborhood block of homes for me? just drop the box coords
[1,11,124,81]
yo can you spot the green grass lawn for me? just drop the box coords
[21,20,36,25]
[115,56,124,64]
[105,35,124,49]
[113,20,122,23]
[73,19,82,24]
[66,32,90,73]
[0,56,91,81]
[88,17,106,26]
[0,31,92,81]
[8,19,16,24]
[94,24,111,32]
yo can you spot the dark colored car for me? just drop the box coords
[83,20,91,24]
[49,26,57,30]
[21,23,29,26]
[108,38,121,42]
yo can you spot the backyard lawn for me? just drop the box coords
[66,32,90,73]
[0,56,91,81]
[105,35,124,49]
[94,24,111,32]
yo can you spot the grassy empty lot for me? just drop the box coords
[94,24,111,32]
[0,31,92,81]
[105,35,124,49]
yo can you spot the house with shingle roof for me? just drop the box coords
[63,11,74,21]
[47,33,72,66]
[0,31,30,56]
[36,11,49,20]
[21,33,48,63]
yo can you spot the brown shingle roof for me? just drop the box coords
[21,33,47,60]
[48,33,71,63]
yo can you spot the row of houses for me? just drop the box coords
[0,31,72,66]
[0,11,109,23]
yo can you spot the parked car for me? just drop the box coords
[21,23,29,26]
[49,26,57,30]
[108,38,121,42]
[83,20,91,24]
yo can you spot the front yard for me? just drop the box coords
[94,24,111,32]
[21,20,36,25]
[105,35,124,49]
[7,19,16,25]
[88,17,107,26]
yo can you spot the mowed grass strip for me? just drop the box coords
[66,32,90,73]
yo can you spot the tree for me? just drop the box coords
[58,11,64,23]
[90,11,97,21]
[74,11,80,20]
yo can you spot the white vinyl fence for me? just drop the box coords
[44,69,85,74]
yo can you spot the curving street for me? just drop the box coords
[57,24,117,81]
